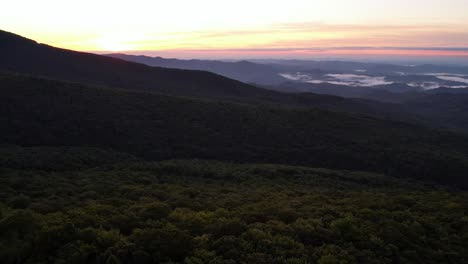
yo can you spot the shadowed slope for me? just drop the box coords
[2,72,468,187]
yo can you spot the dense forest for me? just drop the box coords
[1,147,467,264]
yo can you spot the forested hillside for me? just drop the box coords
[2,73,468,187]
[1,149,467,264]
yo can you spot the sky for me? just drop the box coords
[2,0,468,62]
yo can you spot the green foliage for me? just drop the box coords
[139,201,171,220]
[0,156,467,263]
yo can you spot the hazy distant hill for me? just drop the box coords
[269,82,420,99]
[107,53,286,85]
[427,87,468,94]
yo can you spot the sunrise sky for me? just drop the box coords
[2,0,468,61]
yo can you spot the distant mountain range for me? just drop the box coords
[108,53,468,102]
[107,53,286,85]
[105,50,468,132]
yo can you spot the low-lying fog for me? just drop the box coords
[280,71,468,89]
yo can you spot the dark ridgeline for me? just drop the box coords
[0,30,272,100]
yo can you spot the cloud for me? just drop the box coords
[177,22,468,49]
[280,73,394,87]
[432,75,468,84]
[325,74,393,86]
[279,73,312,81]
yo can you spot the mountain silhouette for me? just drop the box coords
[0,30,280,100]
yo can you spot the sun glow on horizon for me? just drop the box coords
[95,34,137,52]
[2,0,468,60]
